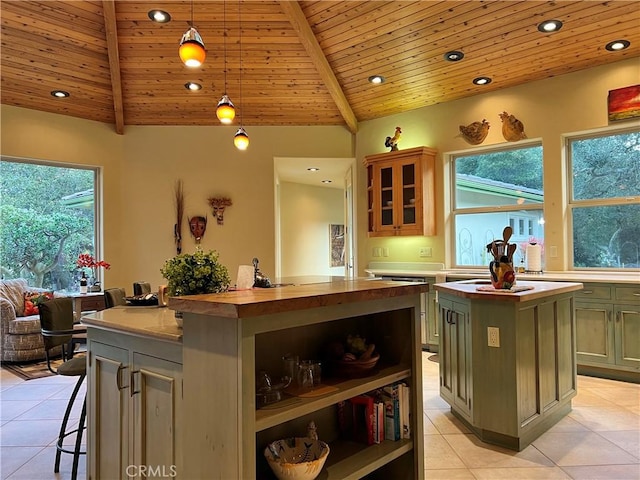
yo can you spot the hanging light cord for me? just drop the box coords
[238,0,243,124]
[190,0,194,27]
[223,0,228,94]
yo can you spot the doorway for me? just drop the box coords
[274,157,356,279]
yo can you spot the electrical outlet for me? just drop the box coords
[550,246,558,258]
[382,247,389,257]
[372,247,381,257]
[419,247,432,257]
[487,327,500,348]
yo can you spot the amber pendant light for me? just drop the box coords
[216,0,236,124]
[234,0,249,149]
[179,1,206,68]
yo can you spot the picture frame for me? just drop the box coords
[608,85,640,121]
[330,224,345,267]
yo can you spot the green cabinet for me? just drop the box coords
[435,284,578,451]
[425,291,439,351]
[438,297,472,423]
[575,284,640,381]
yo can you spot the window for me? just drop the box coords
[0,157,100,290]
[568,127,640,269]
[451,143,544,267]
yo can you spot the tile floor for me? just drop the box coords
[1,353,638,479]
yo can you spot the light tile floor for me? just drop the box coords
[1,353,638,479]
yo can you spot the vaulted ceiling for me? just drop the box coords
[1,1,638,135]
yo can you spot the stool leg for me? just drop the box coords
[71,394,87,480]
[56,374,85,473]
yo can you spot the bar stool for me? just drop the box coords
[39,298,87,480]
[55,356,87,480]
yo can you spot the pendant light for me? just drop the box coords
[234,0,249,150]
[216,0,236,124]
[179,1,206,68]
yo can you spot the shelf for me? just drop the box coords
[255,365,411,431]
[321,438,413,479]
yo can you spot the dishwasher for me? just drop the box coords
[379,276,430,350]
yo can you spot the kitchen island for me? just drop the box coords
[434,280,583,451]
[83,279,428,479]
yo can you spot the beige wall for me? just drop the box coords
[279,182,344,277]
[2,58,638,290]
[354,57,640,273]
[1,108,353,291]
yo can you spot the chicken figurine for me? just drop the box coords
[385,126,401,151]
[499,111,527,142]
[458,119,490,145]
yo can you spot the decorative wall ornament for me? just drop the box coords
[208,197,233,225]
[188,215,207,243]
[174,180,184,254]
[384,126,401,151]
[330,224,345,267]
[608,85,640,121]
[458,119,490,145]
[499,111,527,142]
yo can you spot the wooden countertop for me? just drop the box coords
[82,306,183,343]
[168,278,428,318]
[434,280,583,302]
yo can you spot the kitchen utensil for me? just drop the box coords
[507,243,517,263]
[503,226,513,245]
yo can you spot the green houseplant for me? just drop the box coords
[160,249,230,297]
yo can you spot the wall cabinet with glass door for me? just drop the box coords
[364,147,437,237]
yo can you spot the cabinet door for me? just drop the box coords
[131,353,183,479]
[374,162,398,235]
[88,341,130,480]
[575,302,615,366]
[426,292,439,350]
[395,160,422,235]
[438,298,472,420]
[614,304,640,368]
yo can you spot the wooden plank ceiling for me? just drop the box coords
[1,1,638,134]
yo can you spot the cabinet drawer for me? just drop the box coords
[615,286,640,303]
[575,285,611,301]
[80,295,106,311]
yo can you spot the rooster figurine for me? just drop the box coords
[499,111,527,142]
[385,126,401,151]
[458,119,490,145]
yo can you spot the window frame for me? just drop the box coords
[446,139,544,269]
[564,124,640,271]
[0,155,103,289]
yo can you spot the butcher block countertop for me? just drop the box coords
[169,278,428,318]
[434,280,583,302]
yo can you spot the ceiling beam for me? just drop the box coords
[279,1,358,134]
[102,0,125,135]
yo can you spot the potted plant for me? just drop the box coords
[160,249,230,297]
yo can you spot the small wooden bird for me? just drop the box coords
[499,111,527,142]
[385,126,402,151]
[458,119,490,145]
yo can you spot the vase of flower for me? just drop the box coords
[77,253,110,293]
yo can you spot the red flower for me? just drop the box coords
[76,253,111,270]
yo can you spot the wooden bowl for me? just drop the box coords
[334,354,380,377]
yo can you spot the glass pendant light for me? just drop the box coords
[179,1,206,68]
[234,0,248,149]
[216,0,236,123]
[234,127,249,150]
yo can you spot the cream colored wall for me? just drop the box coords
[279,182,344,277]
[1,107,353,291]
[354,58,640,274]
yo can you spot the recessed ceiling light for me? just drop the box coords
[368,75,385,85]
[184,82,202,91]
[472,77,492,86]
[148,10,171,23]
[321,180,332,184]
[50,90,70,98]
[605,39,630,51]
[537,20,563,33]
[307,167,319,172]
[444,50,464,62]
